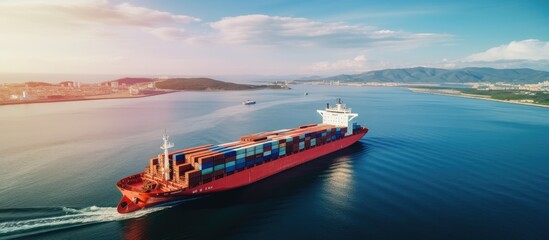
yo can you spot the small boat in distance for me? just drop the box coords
[304,92,309,96]
[242,100,256,105]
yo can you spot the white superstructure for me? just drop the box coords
[317,99,358,136]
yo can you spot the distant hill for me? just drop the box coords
[155,78,274,91]
[25,81,54,87]
[303,67,549,84]
[111,77,156,85]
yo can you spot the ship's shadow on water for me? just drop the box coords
[122,141,371,240]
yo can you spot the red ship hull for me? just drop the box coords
[117,128,367,213]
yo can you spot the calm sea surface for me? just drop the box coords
[1,85,548,240]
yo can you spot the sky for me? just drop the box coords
[0,0,548,78]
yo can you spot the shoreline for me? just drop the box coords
[0,86,288,106]
[408,88,549,109]
[0,91,177,106]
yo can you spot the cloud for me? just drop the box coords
[0,0,199,40]
[0,2,449,46]
[428,39,549,71]
[0,2,460,75]
[303,55,388,73]
[466,39,549,61]
[0,0,199,26]
[149,27,187,41]
[210,14,450,48]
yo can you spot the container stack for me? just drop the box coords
[352,122,362,134]
[144,124,348,188]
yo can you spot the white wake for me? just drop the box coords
[0,205,167,235]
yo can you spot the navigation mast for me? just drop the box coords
[160,130,174,181]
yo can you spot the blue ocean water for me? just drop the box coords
[0,85,548,239]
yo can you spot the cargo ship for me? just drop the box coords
[116,99,368,213]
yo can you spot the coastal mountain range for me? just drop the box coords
[299,67,549,84]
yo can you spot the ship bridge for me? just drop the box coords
[317,98,358,136]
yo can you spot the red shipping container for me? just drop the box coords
[189,176,200,186]
[202,173,213,180]
[176,163,192,173]
[186,169,201,179]
[214,158,225,165]
[197,155,215,164]
[188,150,216,163]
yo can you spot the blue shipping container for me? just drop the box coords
[201,167,213,175]
[226,151,236,157]
[214,164,225,171]
[202,161,213,169]
[246,150,255,157]
[236,162,245,170]
[174,153,185,161]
